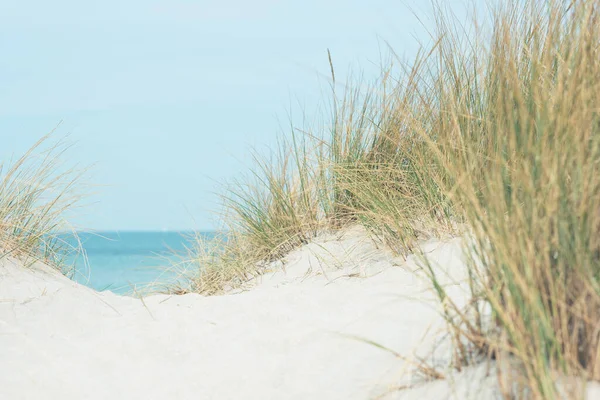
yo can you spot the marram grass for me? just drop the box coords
[0,134,84,274]
[181,0,599,398]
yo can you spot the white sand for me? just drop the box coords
[1,228,598,399]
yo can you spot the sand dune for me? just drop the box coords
[2,228,596,399]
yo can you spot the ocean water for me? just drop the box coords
[62,231,214,295]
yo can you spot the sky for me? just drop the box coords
[0,0,473,231]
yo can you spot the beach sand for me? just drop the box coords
[2,227,598,399]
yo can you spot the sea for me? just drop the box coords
[62,231,215,295]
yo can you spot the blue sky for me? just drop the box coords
[0,0,471,231]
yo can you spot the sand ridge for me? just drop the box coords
[0,228,575,399]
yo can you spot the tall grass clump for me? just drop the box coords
[0,134,84,273]
[402,1,600,397]
[181,71,452,293]
[186,70,457,295]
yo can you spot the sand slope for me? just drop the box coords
[2,228,596,399]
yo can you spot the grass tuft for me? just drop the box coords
[0,133,85,273]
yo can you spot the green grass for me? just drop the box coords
[412,1,600,397]
[0,134,85,273]
[181,1,599,397]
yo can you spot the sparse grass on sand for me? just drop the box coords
[178,0,599,398]
[0,134,84,274]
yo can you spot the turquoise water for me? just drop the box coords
[63,231,214,295]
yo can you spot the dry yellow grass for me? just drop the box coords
[0,134,85,273]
